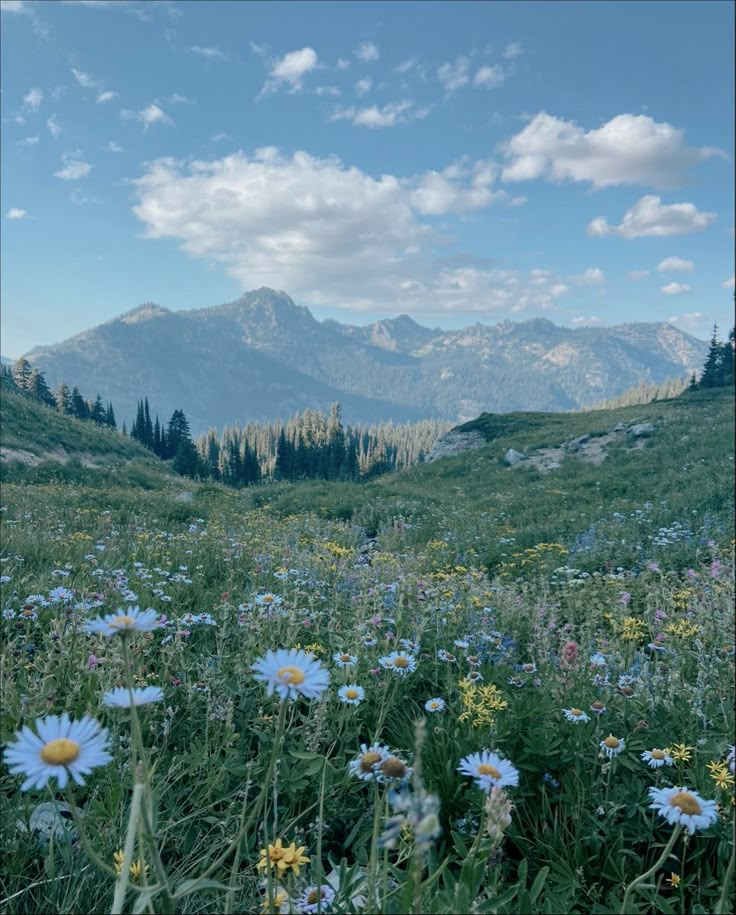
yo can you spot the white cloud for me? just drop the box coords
[107,140,123,152]
[395,57,418,74]
[657,256,694,272]
[1,1,26,11]
[503,42,522,60]
[263,47,318,94]
[355,77,372,96]
[588,196,716,239]
[313,85,341,97]
[474,64,504,89]
[335,57,350,70]
[121,103,173,129]
[667,311,708,334]
[571,315,603,326]
[18,135,39,146]
[355,41,379,62]
[628,270,650,280]
[131,149,569,318]
[54,152,92,180]
[721,275,735,290]
[71,67,101,89]
[331,100,430,129]
[501,112,726,189]
[23,87,43,110]
[437,56,470,92]
[409,160,524,215]
[569,267,606,285]
[46,114,62,138]
[190,45,225,59]
[7,207,28,219]
[661,282,691,295]
[96,90,117,103]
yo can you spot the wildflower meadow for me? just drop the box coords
[0,469,733,915]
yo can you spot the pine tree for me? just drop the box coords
[144,398,153,448]
[91,394,105,425]
[12,358,33,391]
[105,402,117,429]
[122,421,127,436]
[721,327,735,388]
[274,428,292,480]
[699,325,723,388]
[28,368,56,407]
[167,409,192,459]
[71,387,88,420]
[153,416,162,456]
[55,383,72,415]
[327,402,347,479]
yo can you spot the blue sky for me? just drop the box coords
[1,0,734,357]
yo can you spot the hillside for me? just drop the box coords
[250,388,735,571]
[0,379,176,489]
[23,288,707,434]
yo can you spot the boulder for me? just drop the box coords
[175,491,194,502]
[628,422,655,437]
[504,448,525,466]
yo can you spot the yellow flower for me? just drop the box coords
[667,873,681,888]
[112,849,149,881]
[707,760,735,790]
[620,617,647,641]
[257,839,309,877]
[668,743,694,763]
[261,890,289,914]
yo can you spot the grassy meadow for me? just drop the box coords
[0,389,734,914]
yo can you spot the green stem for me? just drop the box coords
[111,782,144,915]
[715,840,735,915]
[620,826,683,915]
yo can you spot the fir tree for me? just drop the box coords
[55,383,72,415]
[144,398,154,448]
[12,358,33,391]
[70,387,89,420]
[105,402,117,429]
[91,394,106,425]
[28,368,56,407]
[699,325,723,389]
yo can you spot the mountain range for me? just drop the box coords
[22,288,707,435]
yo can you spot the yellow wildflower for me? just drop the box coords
[620,617,647,641]
[257,839,309,877]
[668,743,694,763]
[707,760,735,790]
[112,849,149,881]
[667,873,681,888]
[262,890,289,914]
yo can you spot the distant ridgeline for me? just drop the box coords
[1,359,449,486]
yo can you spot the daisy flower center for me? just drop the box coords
[651,749,666,759]
[360,752,382,772]
[478,763,501,778]
[110,615,135,628]
[40,737,81,765]
[340,654,352,662]
[276,665,305,686]
[381,757,407,778]
[571,708,583,717]
[307,890,320,905]
[393,657,410,668]
[604,736,620,748]
[345,689,359,699]
[669,791,701,815]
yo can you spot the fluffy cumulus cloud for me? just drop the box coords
[355,41,379,62]
[7,207,28,219]
[131,149,563,317]
[121,103,173,129]
[501,113,726,189]
[721,275,735,290]
[54,151,92,180]
[661,282,691,295]
[588,196,716,239]
[46,115,62,138]
[569,267,606,285]
[331,100,430,129]
[409,160,525,214]
[437,56,470,92]
[262,47,318,94]
[96,90,117,103]
[657,256,694,272]
[474,64,504,88]
[23,87,43,110]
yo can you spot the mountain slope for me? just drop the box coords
[24,288,708,433]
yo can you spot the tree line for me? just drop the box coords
[687,324,735,391]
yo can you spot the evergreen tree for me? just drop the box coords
[122,421,127,436]
[105,402,117,429]
[55,383,72,415]
[153,416,162,456]
[70,387,89,420]
[28,368,56,407]
[274,428,293,480]
[327,402,347,479]
[144,398,154,448]
[166,409,192,459]
[12,357,33,391]
[91,394,106,425]
[699,325,723,389]
[720,327,735,388]
[173,439,199,477]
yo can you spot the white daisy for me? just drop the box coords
[102,686,164,708]
[297,884,335,914]
[600,735,625,758]
[424,698,446,713]
[84,606,161,637]
[4,713,112,791]
[349,743,390,781]
[377,755,413,786]
[252,648,329,701]
[457,750,519,793]
[333,652,358,668]
[379,651,417,675]
[642,748,674,769]
[563,707,590,723]
[648,786,719,832]
[338,685,365,705]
